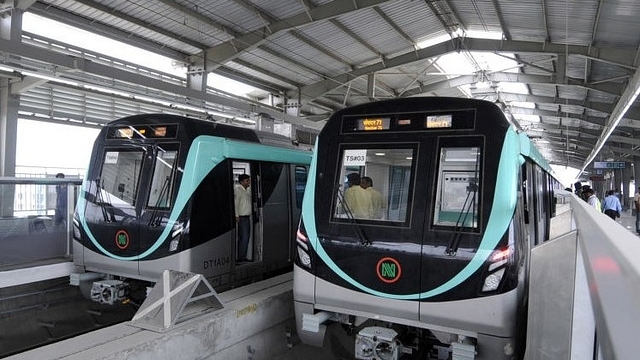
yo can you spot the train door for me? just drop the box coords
[523,162,541,247]
[257,162,292,264]
[232,161,254,262]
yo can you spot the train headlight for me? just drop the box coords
[482,245,513,292]
[297,247,311,267]
[72,217,81,240]
[169,222,184,252]
[482,268,505,292]
[296,221,312,268]
[169,238,180,252]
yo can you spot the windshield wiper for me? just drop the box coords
[445,182,478,256]
[335,184,371,246]
[148,176,171,227]
[95,178,115,223]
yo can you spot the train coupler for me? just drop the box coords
[90,279,129,305]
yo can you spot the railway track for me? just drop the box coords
[0,278,136,357]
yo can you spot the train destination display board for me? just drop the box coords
[342,109,474,133]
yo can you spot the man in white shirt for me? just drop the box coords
[234,174,252,262]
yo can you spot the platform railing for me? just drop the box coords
[526,190,640,360]
[0,176,83,268]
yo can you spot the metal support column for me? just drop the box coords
[0,8,22,178]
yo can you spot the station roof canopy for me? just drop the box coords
[1,0,640,174]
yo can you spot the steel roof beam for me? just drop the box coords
[508,106,606,128]
[290,30,353,68]
[540,0,550,42]
[580,54,640,174]
[397,71,624,99]
[0,37,324,130]
[293,38,638,103]
[372,7,416,47]
[154,0,238,37]
[499,92,640,120]
[193,0,395,71]
[525,123,601,139]
[28,2,189,60]
[231,58,304,88]
[491,0,510,40]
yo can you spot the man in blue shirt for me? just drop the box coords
[602,189,622,220]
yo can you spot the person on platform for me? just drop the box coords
[583,188,601,212]
[574,181,583,199]
[602,189,622,220]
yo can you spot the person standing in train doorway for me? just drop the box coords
[234,174,252,262]
[634,186,640,234]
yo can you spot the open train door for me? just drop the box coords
[255,162,292,264]
[232,160,292,265]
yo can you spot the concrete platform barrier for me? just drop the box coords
[6,273,298,360]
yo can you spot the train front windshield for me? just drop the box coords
[333,147,415,224]
[433,146,480,230]
[98,147,178,213]
[331,144,480,231]
[100,150,144,209]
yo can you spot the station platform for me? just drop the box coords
[616,208,639,234]
[4,272,338,360]
[0,258,74,288]
[2,194,638,360]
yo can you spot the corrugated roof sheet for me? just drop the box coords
[3,0,640,169]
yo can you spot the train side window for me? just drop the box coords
[294,166,308,209]
[433,146,481,230]
[147,148,178,209]
[99,149,144,207]
[332,146,416,224]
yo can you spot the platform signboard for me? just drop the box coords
[593,161,625,169]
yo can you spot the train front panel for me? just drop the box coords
[294,97,529,359]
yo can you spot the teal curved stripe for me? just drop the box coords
[302,130,521,299]
[81,135,312,261]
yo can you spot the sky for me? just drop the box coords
[15,120,99,177]
[14,13,582,185]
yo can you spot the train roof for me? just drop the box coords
[518,131,555,175]
[105,114,310,151]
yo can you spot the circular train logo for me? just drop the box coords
[115,230,130,250]
[376,257,402,283]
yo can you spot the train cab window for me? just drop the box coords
[332,146,415,224]
[433,146,481,230]
[147,148,178,209]
[99,149,144,207]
